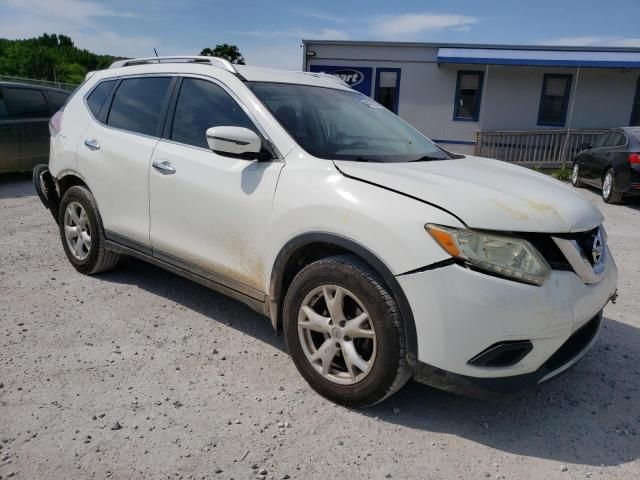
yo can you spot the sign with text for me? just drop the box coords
[309,65,373,96]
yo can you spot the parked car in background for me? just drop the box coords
[0,82,70,173]
[572,127,640,203]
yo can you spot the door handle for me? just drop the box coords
[152,159,176,175]
[84,138,100,150]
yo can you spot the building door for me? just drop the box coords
[375,68,401,114]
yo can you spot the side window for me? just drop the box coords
[538,74,572,126]
[2,87,49,118]
[453,71,484,121]
[86,80,116,118]
[0,90,8,119]
[630,78,640,126]
[171,78,257,149]
[45,90,70,113]
[607,131,626,147]
[107,77,173,136]
[594,133,609,148]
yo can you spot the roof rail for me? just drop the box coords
[109,56,239,75]
[295,71,350,88]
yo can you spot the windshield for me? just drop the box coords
[248,82,450,162]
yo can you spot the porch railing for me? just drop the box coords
[0,75,79,91]
[474,129,607,168]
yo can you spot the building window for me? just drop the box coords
[375,68,401,113]
[537,74,572,127]
[453,71,484,121]
[631,77,640,126]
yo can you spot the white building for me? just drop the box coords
[302,40,640,162]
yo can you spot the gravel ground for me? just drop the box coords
[1,173,639,480]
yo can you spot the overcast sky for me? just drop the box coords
[1,0,639,69]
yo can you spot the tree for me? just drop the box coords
[200,44,245,65]
[0,34,118,84]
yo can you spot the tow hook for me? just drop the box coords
[610,290,618,304]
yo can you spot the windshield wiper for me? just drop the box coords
[409,155,445,162]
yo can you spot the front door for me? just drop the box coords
[149,77,284,295]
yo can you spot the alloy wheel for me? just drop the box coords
[297,285,377,385]
[64,201,91,260]
[603,172,613,199]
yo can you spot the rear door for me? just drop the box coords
[77,76,175,247]
[1,86,50,171]
[584,132,610,183]
[0,88,19,173]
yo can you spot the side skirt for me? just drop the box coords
[104,239,270,319]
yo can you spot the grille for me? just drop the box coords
[521,233,572,271]
[522,228,601,273]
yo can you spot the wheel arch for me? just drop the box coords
[269,232,418,359]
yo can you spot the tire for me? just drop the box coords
[602,168,623,204]
[58,186,120,274]
[283,254,411,407]
[571,161,585,188]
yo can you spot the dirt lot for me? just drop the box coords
[1,174,639,480]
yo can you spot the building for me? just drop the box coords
[302,40,640,163]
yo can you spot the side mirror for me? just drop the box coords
[206,126,262,159]
[579,142,592,151]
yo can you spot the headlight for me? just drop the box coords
[426,224,551,286]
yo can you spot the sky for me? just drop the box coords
[1,0,639,70]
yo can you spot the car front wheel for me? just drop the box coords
[283,254,411,407]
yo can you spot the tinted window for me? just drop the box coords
[0,90,8,119]
[454,71,484,121]
[538,74,572,126]
[171,78,256,148]
[86,80,116,117]
[607,131,626,147]
[107,77,172,136]
[46,90,70,112]
[593,133,609,148]
[2,87,49,118]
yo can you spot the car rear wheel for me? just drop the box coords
[283,254,411,407]
[602,168,623,204]
[58,186,120,274]
[571,162,585,188]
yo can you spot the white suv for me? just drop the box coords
[34,56,618,407]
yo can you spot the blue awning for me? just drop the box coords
[437,47,640,68]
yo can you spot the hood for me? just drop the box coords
[335,156,603,233]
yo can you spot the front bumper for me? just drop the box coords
[397,252,617,397]
[408,311,603,399]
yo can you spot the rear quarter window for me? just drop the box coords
[86,80,116,118]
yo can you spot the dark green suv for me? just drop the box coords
[0,82,70,173]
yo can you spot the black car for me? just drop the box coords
[572,127,640,203]
[0,82,70,173]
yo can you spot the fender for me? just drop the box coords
[269,232,419,359]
